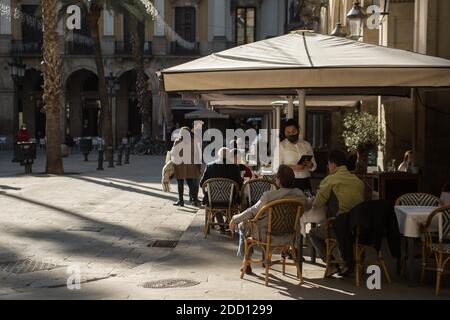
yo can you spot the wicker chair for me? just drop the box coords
[395,193,443,276]
[240,199,304,286]
[242,178,278,209]
[324,217,392,287]
[201,178,240,239]
[420,205,450,296]
[395,193,442,207]
[324,218,340,278]
[261,174,277,183]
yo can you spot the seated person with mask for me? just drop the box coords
[309,149,365,276]
[229,165,306,274]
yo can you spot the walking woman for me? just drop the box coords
[276,119,317,193]
[171,126,201,207]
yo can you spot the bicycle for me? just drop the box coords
[133,138,171,156]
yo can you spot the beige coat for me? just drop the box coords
[171,138,200,180]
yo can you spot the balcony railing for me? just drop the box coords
[65,41,94,55]
[10,40,43,56]
[115,41,152,56]
[115,41,133,55]
[170,41,200,56]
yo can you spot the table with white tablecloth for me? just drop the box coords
[394,205,438,286]
[296,199,327,264]
[300,206,327,237]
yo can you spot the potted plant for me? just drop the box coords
[342,110,384,174]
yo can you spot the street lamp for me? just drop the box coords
[106,72,120,96]
[330,22,348,38]
[105,72,120,167]
[346,1,366,40]
[9,57,26,161]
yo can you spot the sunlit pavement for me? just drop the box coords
[0,150,448,299]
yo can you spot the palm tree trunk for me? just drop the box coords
[87,5,114,163]
[42,0,64,174]
[130,22,151,138]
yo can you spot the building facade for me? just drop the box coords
[0,0,294,144]
[324,0,450,193]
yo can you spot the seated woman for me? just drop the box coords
[229,165,306,274]
[398,150,413,172]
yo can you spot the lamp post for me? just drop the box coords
[9,57,26,162]
[9,57,26,135]
[346,1,366,40]
[330,22,348,38]
[105,72,120,168]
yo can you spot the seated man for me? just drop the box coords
[229,165,306,274]
[308,149,365,276]
[200,147,243,232]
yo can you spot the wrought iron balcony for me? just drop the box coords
[10,40,42,56]
[170,41,200,56]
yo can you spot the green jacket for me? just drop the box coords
[313,166,365,214]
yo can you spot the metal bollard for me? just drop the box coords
[124,145,130,164]
[108,147,114,168]
[97,149,104,170]
[116,145,123,166]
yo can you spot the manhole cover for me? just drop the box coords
[141,279,200,289]
[148,240,179,248]
[0,259,63,274]
[67,226,103,232]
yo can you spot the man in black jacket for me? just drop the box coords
[200,147,243,232]
[200,147,243,193]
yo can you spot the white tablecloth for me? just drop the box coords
[300,205,327,237]
[441,192,450,205]
[394,206,438,238]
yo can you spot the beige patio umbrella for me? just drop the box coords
[161,32,450,94]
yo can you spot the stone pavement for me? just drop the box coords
[0,150,448,300]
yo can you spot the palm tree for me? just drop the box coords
[117,1,152,137]
[42,0,64,174]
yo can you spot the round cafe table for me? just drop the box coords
[394,205,439,286]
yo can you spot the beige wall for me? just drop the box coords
[199,0,208,43]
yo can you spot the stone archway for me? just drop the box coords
[116,69,151,141]
[21,68,44,139]
[65,69,100,138]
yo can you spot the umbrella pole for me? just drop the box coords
[297,90,306,140]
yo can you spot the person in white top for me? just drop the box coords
[275,119,317,192]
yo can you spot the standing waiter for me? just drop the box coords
[276,119,316,193]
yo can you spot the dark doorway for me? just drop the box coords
[128,97,142,137]
[83,99,100,137]
[35,97,46,139]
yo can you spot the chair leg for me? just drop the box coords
[282,252,286,275]
[420,243,428,285]
[265,253,271,287]
[240,260,248,279]
[241,242,250,280]
[435,252,443,296]
[204,211,208,239]
[324,240,332,278]
[355,245,361,287]
[204,210,211,239]
[379,252,392,284]
[291,247,303,284]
